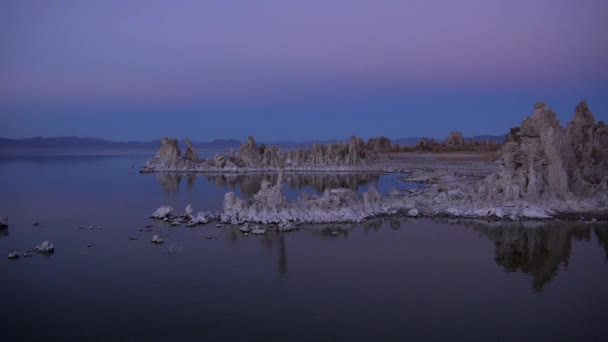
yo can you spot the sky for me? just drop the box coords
[1,0,607,141]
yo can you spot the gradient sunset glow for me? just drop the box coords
[1,0,606,140]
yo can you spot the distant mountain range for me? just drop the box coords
[0,134,505,155]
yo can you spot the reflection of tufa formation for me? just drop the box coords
[460,219,608,291]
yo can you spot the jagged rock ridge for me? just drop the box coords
[143,135,388,172]
[480,101,608,203]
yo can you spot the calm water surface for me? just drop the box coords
[1,154,607,341]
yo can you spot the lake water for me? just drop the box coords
[1,154,607,341]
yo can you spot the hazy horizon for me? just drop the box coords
[1,0,607,140]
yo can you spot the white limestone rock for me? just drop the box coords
[151,235,163,244]
[250,226,267,235]
[407,208,419,217]
[278,221,297,232]
[239,224,250,233]
[184,204,193,219]
[8,250,20,260]
[151,206,174,219]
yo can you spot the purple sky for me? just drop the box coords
[1,0,607,140]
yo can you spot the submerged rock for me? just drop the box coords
[0,214,8,228]
[34,241,55,254]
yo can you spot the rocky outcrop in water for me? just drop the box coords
[216,101,607,223]
[479,101,608,207]
[143,136,382,172]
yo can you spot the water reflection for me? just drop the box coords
[595,228,608,260]
[222,217,608,291]
[449,219,608,291]
[156,172,383,196]
[156,173,196,193]
[206,172,383,196]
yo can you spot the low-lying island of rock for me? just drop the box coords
[148,101,608,224]
[142,135,385,173]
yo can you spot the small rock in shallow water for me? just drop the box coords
[278,222,297,232]
[151,206,174,220]
[250,226,266,235]
[129,237,139,240]
[8,251,20,260]
[151,235,163,244]
[33,222,40,226]
[239,224,250,233]
[34,241,55,254]
[407,208,420,217]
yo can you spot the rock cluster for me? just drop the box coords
[479,101,608,205]
[143,135,385,172]
[366,136,392,153]
[414,131,499,152]
[150,204,216,227]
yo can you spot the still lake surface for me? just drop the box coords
[1,153,607,341]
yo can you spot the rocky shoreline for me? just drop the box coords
[147,101,607,224]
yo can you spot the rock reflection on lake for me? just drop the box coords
[221,216,608,293]
[439,219,608,291]
[155,172,413,198]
